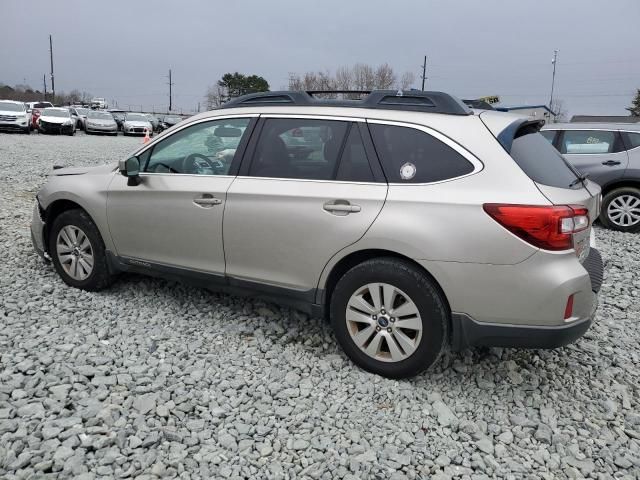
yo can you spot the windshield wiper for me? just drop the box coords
[569,172,589,188]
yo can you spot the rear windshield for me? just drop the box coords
[510,131,580,189]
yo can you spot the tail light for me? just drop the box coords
[564,294,574,320]
[483,204,589,251]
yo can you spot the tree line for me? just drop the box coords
[205,63,417,108]
[0,82,93,106]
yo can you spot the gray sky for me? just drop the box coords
[2,0,639,116]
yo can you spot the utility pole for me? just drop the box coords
[421,55,427,91]
[549,49,558,114]
[49,35,55,103]
[167,69,175,112]
[43,74,47,100]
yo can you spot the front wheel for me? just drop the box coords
[330,258,448,378]
[49,209,115,291]
[600,187,640,233]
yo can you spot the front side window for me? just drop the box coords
[144,118,251,175]
[561,130,622,154]
[249,118,348,180]
[369,123,475,183]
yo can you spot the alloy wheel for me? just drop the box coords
[56,225,94,281]
[345,283,423,363]
[607,194,640,227]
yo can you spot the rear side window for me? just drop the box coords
[336,126,374,182]
[625,132,640,149]
[510,132,579,188]
[540,130,556,144]
[249,118,348,180]
[560,130,624,154]
[369,123,474,183]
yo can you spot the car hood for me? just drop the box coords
[87,118,116,126]
[0,109,26,116]
[40,116,70,124]
[52,163,117,176]
[124,120,151,127]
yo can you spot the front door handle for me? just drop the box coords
[323,201,361,215]
[602,160,621,166]
[193,195,222,207]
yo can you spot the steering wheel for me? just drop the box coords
[182,153,221,174]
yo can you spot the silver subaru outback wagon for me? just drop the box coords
[31,90,604,378]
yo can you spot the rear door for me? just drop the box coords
[558,129,628,187]
[223,116,387,294]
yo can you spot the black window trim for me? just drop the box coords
[237,114,387,184]
[365,119,484,185]
[135,114,258,177]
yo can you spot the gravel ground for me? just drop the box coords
[0,131,639,480]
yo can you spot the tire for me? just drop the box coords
[600,187,640,233]
[329,257,448,378]
[49,209,114,291]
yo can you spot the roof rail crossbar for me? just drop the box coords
[219,90,472,115]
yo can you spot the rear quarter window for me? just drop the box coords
[369,123,475,183]
[510,132,579,188]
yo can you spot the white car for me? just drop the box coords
[0,100,31,133]
[91,98,108,109]
[38,107,76,135]
[122,113,153,136]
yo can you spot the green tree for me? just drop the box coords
[627,89,640,117]
[217,72,269,99]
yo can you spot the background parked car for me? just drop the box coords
[71,107,90,130]
[108,109,126,131]
[542,123,640,232]
[145,113,160,132]
[122,112,153,136]
[159,114,182,131]
[26,101,54,129]
[0,100,31,133]
[85,110,118,135]
[91,97,107,109]
[38,107,76,135]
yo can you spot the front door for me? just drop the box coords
[107,116,254,274]
[559,129,629,187]
[223,117,387,293]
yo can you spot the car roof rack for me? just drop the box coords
[219,90,472,115]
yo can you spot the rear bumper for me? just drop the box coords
[448,247,604,350]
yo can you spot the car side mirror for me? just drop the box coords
[119,156,142,186]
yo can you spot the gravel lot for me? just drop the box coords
[0,131,638,480]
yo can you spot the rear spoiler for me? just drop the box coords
[495,119,545,152]
[478,110,545,153]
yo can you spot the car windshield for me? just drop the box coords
[126,114,148,121]
[76,108,89,115]
[0,102,24,112]
[88,111,113,120]
[42,109,69,118]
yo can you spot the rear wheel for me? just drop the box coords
[601,187,640,233]
[330,258,448,378]
[49,209,114,291]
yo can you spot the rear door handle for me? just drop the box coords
[602,160,621,166]
[323,201,361,214]
[193,196,222,207]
